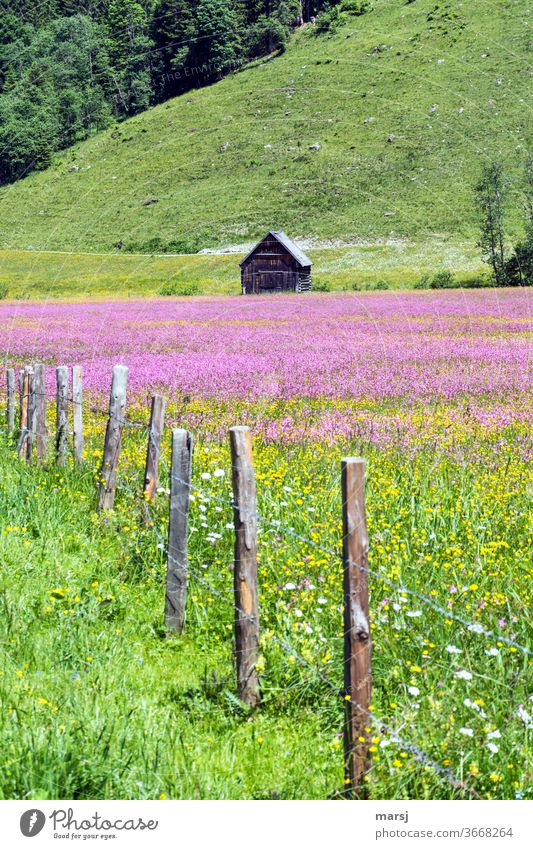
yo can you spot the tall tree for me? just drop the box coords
[475,161,507,286]
[190,0,239,82]
[106,0,155,114]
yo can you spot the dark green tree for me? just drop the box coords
[106,0,155,114]
[190,0,239,82]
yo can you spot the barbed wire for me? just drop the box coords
[4,370,529,800]
[6,378,531,656]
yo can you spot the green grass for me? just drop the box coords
[0,0,530,258]
[0,239,486,299]
[0,407,530,800]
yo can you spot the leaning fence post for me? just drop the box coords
[97,364,129,513]
[341,457,372,798]
[229,426,260,708]
[34,363,47,461]
[144,394,167,501]
[165,428,193,634]
[72,365,84,464]
[55,367,69,465]
[6,368,15,434]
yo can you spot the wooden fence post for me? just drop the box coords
[18,367,32,460]
[72,365,84,464]
[229,426,260,708]
[55,366,69,465]
[25,369,35,461]
[33,363,47,461]
[97,364,129,512]
[144,394,167,501]
[6,368,15,434]
[18,369,24,425]
[341,457,372,798]
[165,428,193,633]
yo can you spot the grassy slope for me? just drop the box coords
[0,0,530,261]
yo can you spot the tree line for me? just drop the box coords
[0,0,359,185]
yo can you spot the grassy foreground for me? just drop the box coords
[0,401,530,800]
[0,240,485,299]
[0,0,530,254]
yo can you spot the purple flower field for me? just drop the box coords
[1,289,531,405]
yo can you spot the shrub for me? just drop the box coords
[372,279,390,290]
[158,281,199,297]
[430,270,454,289]
[413,274,431,289]
[312,279,331,292]
[339,0,372,14]
[0,282,9,300]
[504,241,533,286]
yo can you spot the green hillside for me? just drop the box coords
[0,0,530,255]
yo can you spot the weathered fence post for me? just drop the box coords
[18,366,32,460]
[144,394,167,501]
[33,363,47,461]
[165,428,193,634]
[25,369,35,461]
[72,365,84,464]
[341,457,372,798]
[229,426,260,708]
[55,366,69,465]
[6,368,15,434]
[97,364,129,512]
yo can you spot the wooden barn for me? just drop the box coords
[240,231,312,294]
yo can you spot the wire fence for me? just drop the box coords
[3,361,530,800]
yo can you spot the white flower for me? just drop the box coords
[199,504,207,513]
[201,564,209,569]
[304,625,313,634]
[379,740,391,748]
[485,647,499,656]
[446,645,462,654]
[459,727,474,737]
[284,582,296,591]
[517,705,531,727]
[283,486,293,493]
[294,609,303,618]
[487,729,501,739]
[156,543,164,550]
[406,610,422,617]
[487,743,499,753]
[468,623,485,634]
[408,686,420,697]
[225,523,233,529]
[317,598,327,605]
[214,506,223,513]
[200,472,211,480]
[463,698,486,717]
[213,469,225,478]
[455,669,472,680]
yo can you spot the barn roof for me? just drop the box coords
[240,231,312,268]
